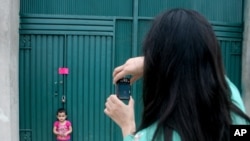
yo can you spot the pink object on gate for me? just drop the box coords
[58,67,69,75]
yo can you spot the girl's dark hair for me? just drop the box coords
[140,8,250,141]
[57,108,67,115]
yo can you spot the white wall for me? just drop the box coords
[243,0,250,116]
[0,0,19,140]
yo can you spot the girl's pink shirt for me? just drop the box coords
[54,120,72,141]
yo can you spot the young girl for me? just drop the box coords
[53,108,72,141]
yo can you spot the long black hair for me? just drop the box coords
[139,8,250,141]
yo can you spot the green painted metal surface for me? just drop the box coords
[139,0,243,23]
[65,35,114,140]
[20,0,133,16]
[20,0,243,23]
[19,33,115,141]
[20,34,64,141]
[19,0,244,141]
[220,40,242,88]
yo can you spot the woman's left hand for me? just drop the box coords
[104,95,136,136]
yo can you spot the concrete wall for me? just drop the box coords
[0,0,19,140]
[243,0,250,116]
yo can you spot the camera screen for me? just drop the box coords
[116,78,131,100]
[117,83,130,99]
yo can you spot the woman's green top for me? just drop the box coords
[124,78,248,141]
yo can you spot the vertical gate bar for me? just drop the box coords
[132,0,139,57]
[63,34,67,109]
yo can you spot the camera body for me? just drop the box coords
[116,78,131,100]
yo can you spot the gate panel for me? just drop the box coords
[220,40,242,88]
[19,35,32,141]
[19,34,65,141]
[139,0,243,23]
[20,0,133,16]
[31,34,65,141]
[65,35,113,141]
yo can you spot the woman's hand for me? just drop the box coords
[113,57,144,84]
[104,95,136,137]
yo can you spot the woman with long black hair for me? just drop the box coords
[104,8,250,141]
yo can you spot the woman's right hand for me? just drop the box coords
[113,56,144,84]
[104,95,136,137]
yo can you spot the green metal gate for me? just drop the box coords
[19,17,115,141]
[19,0,244,141]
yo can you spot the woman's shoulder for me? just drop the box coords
[225,76,245,112]
[124,123,181,141]
[225,77,249,124]
[123,123,156,141]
